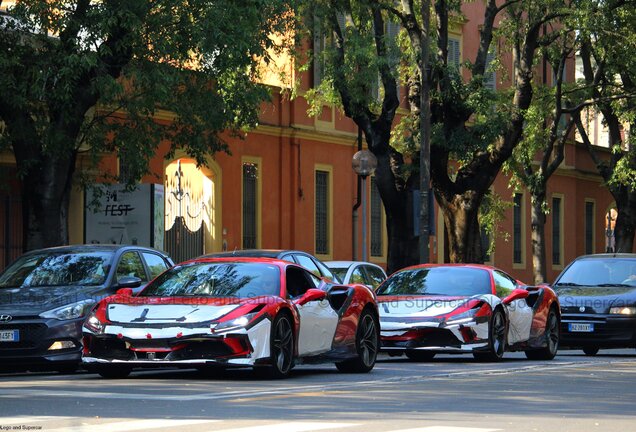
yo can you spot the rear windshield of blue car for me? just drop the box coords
[0,251,114,288]
[376,267,492,297]
[554,257,636,287]
[140,262,281,298]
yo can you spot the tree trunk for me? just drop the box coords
[437,193,482,263]
[21,156,75,250]
[373,149,419,274]
[613,189,636,253]
[530,194,547,284]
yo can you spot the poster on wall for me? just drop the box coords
[85,184,163,248]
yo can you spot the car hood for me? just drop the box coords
[0,285,106,315]
[103,295,276,325]
[554,285,636,313]
[377,295,468,318]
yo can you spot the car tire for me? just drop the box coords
[266,313,294,378]
[525,307,560,360]
[583,347,599,356]
[405,350,436,362]
[336,308,379,373]
[94,365,131,379]
[473,308,506,362]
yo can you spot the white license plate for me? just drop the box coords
[569,323,594,332]
[0,330,19,342]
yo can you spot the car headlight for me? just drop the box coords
[39,300,95,320]
[84,312,105,334]
[212,313,257,334]
[445,302,489,326]
[609,306,636,315]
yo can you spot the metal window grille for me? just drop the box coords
[448,38,461,67]
[585,201,594,254]
[370,178,383,257]
[315,171,329,255]
[242,163,258,249]
[118,154,134,184]
[513,193,523,264]
[552,197,562,265]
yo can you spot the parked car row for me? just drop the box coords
[1,245,635,378]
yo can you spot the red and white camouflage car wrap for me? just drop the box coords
[376,264,560,361]
[82,258,379,378]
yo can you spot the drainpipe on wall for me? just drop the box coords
[352,127,362,261]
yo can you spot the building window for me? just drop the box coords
[513,193,523,264]
[585,201,595,255]
[315,170,330,255]
[118,154,135,184]
[242,161,258,249]
[370,177,383,257]
[552,196,562,266]
[448,37,461,67]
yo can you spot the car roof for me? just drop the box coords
[203,249,308,259]
[180,256,295,269]
[400,263,496,272]
[574,253,636,260]
[325,260,384,268]
[20,244,171,258]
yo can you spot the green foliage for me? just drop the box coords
[479,191,513,255]
[0,0,296,186]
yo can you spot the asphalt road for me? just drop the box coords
[1,349,635,432]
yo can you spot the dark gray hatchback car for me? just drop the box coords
[0,244,173,372]
[553,253,636,355]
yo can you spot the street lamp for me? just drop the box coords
[352,149,378,262]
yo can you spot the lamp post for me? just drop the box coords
[352,149,378,262]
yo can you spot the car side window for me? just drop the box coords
[285,266,318,298]
[116,251,147,282]
[350,267,366,285]
[294,255,321,278]
[142,252,169,279]
[280,254,295,263]
[365,266,386,289]
[493,270,517,298]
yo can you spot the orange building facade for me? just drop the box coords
[1,3,633,282]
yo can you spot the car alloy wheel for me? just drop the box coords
[474,308,506,362]
[525,307,559,360]
[269,314,294,378]
[336,308,379,373]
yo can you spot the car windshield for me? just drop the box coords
[376,267,492,297]
[555,257,636,287]
[0,251,114,288]
[140,262,281,298]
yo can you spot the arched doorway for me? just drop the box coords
[164,156,222,263]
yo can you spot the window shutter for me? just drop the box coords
[448,38,461,67]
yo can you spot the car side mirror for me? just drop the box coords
[502,288,529,304]
[116,276,142,289]
[295,288,327,306]
[116,287,134,297]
